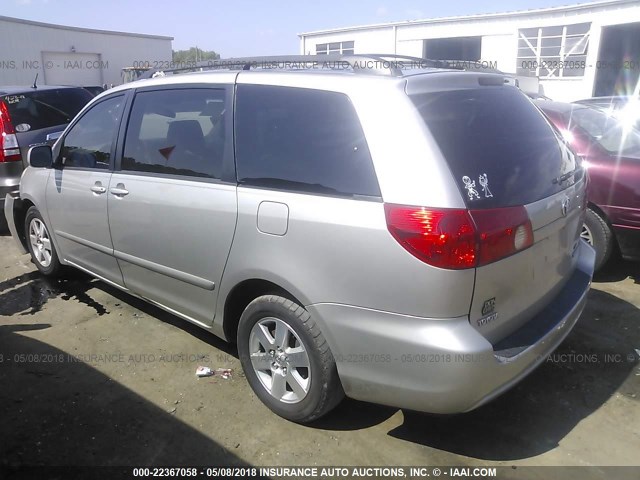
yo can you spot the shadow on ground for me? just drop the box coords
[594,256,640,284]
[0,271,238,359]
[0,271,109,317]
[0,323,249,469]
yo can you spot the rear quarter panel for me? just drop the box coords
[215,188,476,338]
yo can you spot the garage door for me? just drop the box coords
[42,51,103,86]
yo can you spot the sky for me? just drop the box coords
[3,0,595,57]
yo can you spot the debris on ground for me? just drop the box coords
[215,368,233,379]
[195,366,233,379]
[195,366,214,377]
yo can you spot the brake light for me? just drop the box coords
[384,204,534,269]
[384,204,476,269]
[0,100,21,163]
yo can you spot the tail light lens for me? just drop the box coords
[0,100,21,163]
[469,207,533,267]
[384,204,476,269]
[384,204,533,270]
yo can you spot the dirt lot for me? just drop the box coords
[0,232,639,474]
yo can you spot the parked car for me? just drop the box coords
[82,85,106,97]
[4,55,594,423]
[574,95,635,111]
[574,95,640,131]
[536,100,640,270]
[0,85,94,230]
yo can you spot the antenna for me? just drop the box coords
[32,73,38,89]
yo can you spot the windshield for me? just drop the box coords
[570,107,640,158]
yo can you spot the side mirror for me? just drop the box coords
[28,145,53,168]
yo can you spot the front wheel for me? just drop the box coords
[237,295,344,423]
[580,208,614,271]
[25,207,62,276]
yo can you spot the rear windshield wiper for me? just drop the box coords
[553,166,583,184]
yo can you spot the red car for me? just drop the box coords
[536,100,640,270]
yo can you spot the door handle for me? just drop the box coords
[110,183,129,197]
[90,182,107,194]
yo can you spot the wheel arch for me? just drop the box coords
[222,278,304,344]
[12,198,35,252]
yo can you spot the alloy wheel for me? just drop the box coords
[248,317,311,403]
[580,223,594,246]
[29,218,53,267]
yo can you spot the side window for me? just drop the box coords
[122,89,227,179]
[61,95,124,169]
[235,85,380,198]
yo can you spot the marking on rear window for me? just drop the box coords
[462,176,480,200]
[479,173,493,198]
[4,95,24,104]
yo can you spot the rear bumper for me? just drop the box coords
[4,193,28,254]
[307,240,595,414]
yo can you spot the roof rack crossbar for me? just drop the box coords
[138,54,464,80]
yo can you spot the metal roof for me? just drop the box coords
[299,0,638,37]
[0,15,173,41]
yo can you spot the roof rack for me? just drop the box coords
[138,54,464,80]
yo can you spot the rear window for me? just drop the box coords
[410,86,576,208]
[2,88,93,131]
[235,85,380,198]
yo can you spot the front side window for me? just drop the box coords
[235,85,380,198]
[61,95,124,169]
[122,89,227,179]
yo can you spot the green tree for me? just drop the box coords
[172,47,221,63]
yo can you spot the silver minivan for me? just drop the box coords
[4,56,595,423]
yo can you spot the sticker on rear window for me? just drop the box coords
[462,176,481,200]
[15,123,31,132]
[479,173,493,198]
[463,174,493,200]
[4,95,25,104]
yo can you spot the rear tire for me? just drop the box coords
[237,295,344,423]
[581,208,613,271]
[25,207,62,276]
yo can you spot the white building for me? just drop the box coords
[299,0,640,101]
[0,16,173,87]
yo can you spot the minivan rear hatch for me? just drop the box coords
[408,77,586,344]
[1,88,93,166]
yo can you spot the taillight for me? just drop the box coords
[384,204,534,270]
[469,207,533,267]
[384,204,477,269]
[0,100,21,163]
